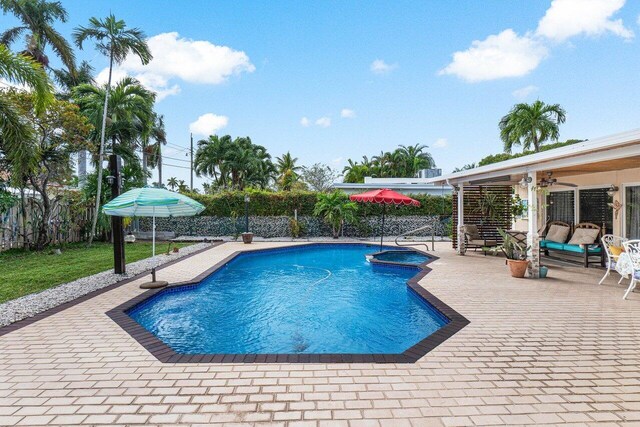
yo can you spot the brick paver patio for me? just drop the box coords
[1,241,639,426]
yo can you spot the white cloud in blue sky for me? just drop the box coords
[370,59,397,75]
[537,0,632,42]
[340,109,356,119]
[440,0,632,83]
[97,32,255,101]
[433,138,448,149]
[189,113,229,136]
[439,30,547,82]
[512,85,539,100]
[315,117,331,128]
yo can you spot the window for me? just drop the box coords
[625,185,640,239]
[547,191,575,225]
[579,188,613,234]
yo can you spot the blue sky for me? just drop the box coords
[3,1,640,188]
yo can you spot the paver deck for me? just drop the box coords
[1,241,639,426]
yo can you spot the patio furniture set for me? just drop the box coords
[461,222,640,299]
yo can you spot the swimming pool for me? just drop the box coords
[127,244,449,356]
[371,249,430,266]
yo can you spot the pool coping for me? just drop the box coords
[107,242,469,364]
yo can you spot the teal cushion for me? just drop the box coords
[545,242,565,250]
[539,240,548,248]
[561,243,584,253]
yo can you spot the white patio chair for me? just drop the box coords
[599,234,628,285]
[621,240,640,300]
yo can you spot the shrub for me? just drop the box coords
[184,189,451,218]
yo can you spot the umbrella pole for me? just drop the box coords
[380,204,386,251]
[151,210,156,282]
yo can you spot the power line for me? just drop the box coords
[163,162,191,170]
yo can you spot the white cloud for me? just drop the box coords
[315,117,331,128]
[300,117,310,127]
[340,108,356,119]
[189,113,229,136]
[331,157,343,166]
[512,85,539,100]
[96,32,254,101]
[537,0,633,42]
[433,138,448,148]
[370,59,398,75]
[439,30,548,82]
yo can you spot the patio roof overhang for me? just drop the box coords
[426,128,640,187]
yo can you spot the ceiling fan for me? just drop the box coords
[538,171,577,188]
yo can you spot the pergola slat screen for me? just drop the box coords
[452,185,513,249]
[579,188,612,234]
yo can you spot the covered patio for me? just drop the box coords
[427,129,640,278]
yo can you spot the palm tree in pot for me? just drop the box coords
[495,228,530,278]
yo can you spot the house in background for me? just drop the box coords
[332,169,452,196]
[426,128,640,277]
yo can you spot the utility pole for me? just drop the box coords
[157,143,163,187]
[190,133,194,191]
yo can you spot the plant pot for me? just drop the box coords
[172,247,179,253]
[241,232,254,244]
[539,265,548,278]
[507,259,529,278]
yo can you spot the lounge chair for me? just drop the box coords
[599,234,628,285]
[460,224,498,255]
[622,240,640,299]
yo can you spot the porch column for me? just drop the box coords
[526,171,540,278]
[457,184,465,255]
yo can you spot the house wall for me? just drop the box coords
[512,167,640,237]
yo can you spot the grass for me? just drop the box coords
[0,241,193,304]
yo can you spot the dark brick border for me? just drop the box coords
[108,242,469,364]
[0,241,223,338]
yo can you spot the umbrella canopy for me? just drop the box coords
[349,188,421,206]
[103,187,205,217]
[350,189,420,250]
[103,187,205,283]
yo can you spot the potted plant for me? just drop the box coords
[494,228,530,278]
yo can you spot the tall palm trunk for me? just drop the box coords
[142,149,148,186]
[88,49,113,246]
[78,149,87,187]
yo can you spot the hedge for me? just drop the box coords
[185,190,452,217]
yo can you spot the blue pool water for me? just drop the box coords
[373,250,429,265]
[129,244,448,354]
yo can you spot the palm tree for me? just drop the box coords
[167,177,178,191]
[0,45,53,175]
[396,144,435,176]
[141,113,166,186]
[313,191,358,238]
[1,0,76,73]
[73,14,152,245]
[276,151,301,191]
[52,60,95,187]
[499,100,567,153]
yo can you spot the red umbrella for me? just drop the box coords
[350,189,420,250]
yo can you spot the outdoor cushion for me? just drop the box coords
[560,243,602,254]
[607,260,617,269]
[546,224,570,243]
[462,225,481,240]
[539,240,548,248]
[568,227,600,245]
[609,245,625,257]
[545,241,565,251]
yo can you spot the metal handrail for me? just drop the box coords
[394,223,437,252]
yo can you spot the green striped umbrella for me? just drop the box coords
[103,187,204,259]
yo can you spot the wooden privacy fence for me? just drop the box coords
[452,185,513,250]
[0,191,93,251]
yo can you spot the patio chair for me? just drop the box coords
[460,224,498,255]
[621,240,640,300]
[599,234,628,285]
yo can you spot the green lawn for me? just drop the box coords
[0,241,193,304]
